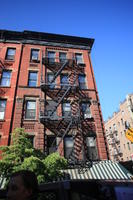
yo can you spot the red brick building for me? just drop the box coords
[0,30,107,162]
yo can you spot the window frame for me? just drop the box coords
[64,136,74,159]
[81,102,91,119]
[75,53,84,64]
[62,102,71,117]
[25,100,36,120]
[30,49,40,62]
[78,74,87,89]
[47,51,55,63]
[5,48,16,61]
[28,71,38,87]
[0,99,7,120]
[59,52,67,63]
[0,70,12,87]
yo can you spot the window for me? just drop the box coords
[62,102,71,117]
[48,51,55,63]
[59,52,67,63]
[6,48,16,60]
[28,72,37,87]
[0,100,6,120]
[60,74,69,87]
[86,137,98,160]
[81,103,91,119]
[31,49,39,61]
[64,137,73,159]
[47,73,55,89]
[0,71,11,86]
[25,100,36,119]
[78,74,87,89]
[75,53,83,64]
[47,135,56,154]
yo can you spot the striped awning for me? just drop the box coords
[61,160,133,180]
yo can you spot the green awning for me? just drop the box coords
[61,160,133,180]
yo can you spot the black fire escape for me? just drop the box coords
[39,51,96,165]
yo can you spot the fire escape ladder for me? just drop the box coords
[51,118,73,150]
[50,60,68,83]
[49,85,71,117]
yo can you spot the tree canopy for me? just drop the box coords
[0,128,67,184]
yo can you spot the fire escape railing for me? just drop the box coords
[39,51,96,166]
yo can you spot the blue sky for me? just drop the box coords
[1,0,133,121]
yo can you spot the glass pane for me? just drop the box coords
[1,71,11,86]
[28,80,36,87]
[7,49,15,56]
[59,52,67,62]
[61,75,69,84]
[75,53,83,63]
[29,72,37,79]
[32,50,39,59]
[0,100,6,119]
[27,101,36,109]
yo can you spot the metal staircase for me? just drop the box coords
[39,50,96,165]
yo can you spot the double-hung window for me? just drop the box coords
[0,71,11,86]
[60,74,69,87]
[78,74,87,89]
[0,100,6,120]
[47,73,55,89]
[62,102,71,117]
[59,52,67,63]
[25,100,36,119]
[6,48,16,60]
[48,51,55,63]
[81,103,91,119]
[31,49,39,61]
[75,53,83,64]
[64,137,73,159]
[28,72,37,87]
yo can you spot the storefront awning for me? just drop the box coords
[60,160,133,180]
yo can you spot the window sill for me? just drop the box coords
[0,86,11,88]
[30,60,40,64]
[24,119,38,122]
[0,119,5,122]
[4,59,15,63]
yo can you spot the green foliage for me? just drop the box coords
[43,152,67,182]
[0,128,68,185]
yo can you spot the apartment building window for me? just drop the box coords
[64,137,73,159]
[30,49,39,62]
[6,48,16,60]
[75,53,83,64]
[59,52,67,63]
[0,71,11,86]
[28,135,35,147]
[47,73,55,89]
[47,135,56,154]
[62,102,71,117]
[28,72,37,87]
[86,137,98,160]
[60,74,69,87]
[78,74,87,89]
[0,100,6,120]
[25,100,36,119]
[48,51,55,63]
[81,103,91,119]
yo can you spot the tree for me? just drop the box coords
[0,128,67,184]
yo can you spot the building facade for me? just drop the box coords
[0,30,107,162]
[105,94,133,162]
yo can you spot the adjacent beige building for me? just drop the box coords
[105,94,133,162]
